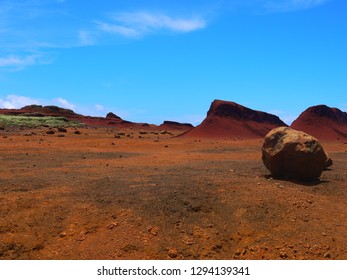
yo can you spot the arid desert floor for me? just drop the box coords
[0,127,346,260]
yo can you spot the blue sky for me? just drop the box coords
[0,0,346,125]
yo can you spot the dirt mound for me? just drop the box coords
[291,105,347,141]
[0,105,81,118]
[183,100,287,138]
[159,121,194,132]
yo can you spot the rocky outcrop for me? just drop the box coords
[262,127,332,181]
[291,105,347,140]
[159,121,194,132]
[106,112,122,120]
[183,100,287,138]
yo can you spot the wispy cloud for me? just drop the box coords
[0,54,51,71]
[96,11,207,38]
[0,94,40,109]
[78,30,95,46]
[53,98,76,110]
[238,0,331,14]
[264,0,330,13]
[95,104,104,111]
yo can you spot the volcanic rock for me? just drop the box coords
[57,127,67,133]
[262,127,332,181]
[159,121,194,132]
[291,105,347,141]
[183,100,287,138]
[106,112,122,120]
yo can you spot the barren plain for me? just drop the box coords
[0,127,346,260]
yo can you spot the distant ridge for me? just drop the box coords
[291,105,347,140]
[0,105,193,131]
[183,99,287,138]
[159,121,194,131]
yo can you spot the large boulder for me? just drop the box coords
[262,127,332,181]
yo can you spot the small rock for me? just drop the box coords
[167,248,178,258]
[147,226,159,236]
[60,232,67,238]
[57,127,67,133]
[57,134,65,137]
[324,252,331,259]
[74,130,81,135]
[108,222,118,230]
[46,130,55,134]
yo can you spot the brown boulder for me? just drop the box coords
[262,127,332,181]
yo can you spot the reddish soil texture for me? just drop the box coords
[0,126,346,260]
[183,100,287,139]
[291,105,347,141]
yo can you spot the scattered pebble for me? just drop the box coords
[57,127,67,133]
[108,222,118,230]
[167,248,178,258]
[324,252,331,259]
[147,226,159,236]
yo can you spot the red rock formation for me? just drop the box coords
[159,121,194,132]
[183,100,287,138]
[291,105,347,141]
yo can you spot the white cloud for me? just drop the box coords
[0,54,51,71]
[0,55,37,68]
[95,104,104,111]
[96,11,207,38]
[0,94,40,109]
[95,21,141,38]
[264,0,330,13]
[53,98,76,110]
[78,30,95,46]
[240,0,331,13]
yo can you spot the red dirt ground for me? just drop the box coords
[0,126,346,260]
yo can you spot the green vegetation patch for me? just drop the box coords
[0,115,83,128]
